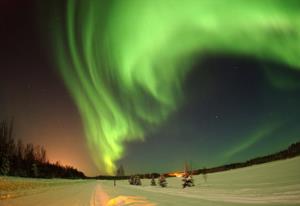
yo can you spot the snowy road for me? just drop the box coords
[1,157,300,206]
[0,180,207,206]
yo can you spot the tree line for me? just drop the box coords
[0,120,85,179]
[92,173,161,180]
[193,141,300,175]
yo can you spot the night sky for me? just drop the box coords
[1,0,300,176]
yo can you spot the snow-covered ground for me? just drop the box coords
[1,156,300,206]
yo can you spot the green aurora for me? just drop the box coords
[52,0,300,174]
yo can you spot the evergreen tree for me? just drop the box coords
[0,120,11,175]
[31,163,39,177]
[150,176,156,186]
[0,154,10,175]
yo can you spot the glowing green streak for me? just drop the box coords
[264,67,300,90]
[53,0,300,174]
[224,122,281,160]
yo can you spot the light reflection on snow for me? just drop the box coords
[106,195,156,206]
[93,185,156,206]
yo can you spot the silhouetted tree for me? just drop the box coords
[0,120,13,175]
[116,164,125,176]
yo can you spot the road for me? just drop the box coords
[0,180,206,206]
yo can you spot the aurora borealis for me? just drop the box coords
[1,0,300,176]
[51,0,300,174]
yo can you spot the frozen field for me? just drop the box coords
[1,156,300,206]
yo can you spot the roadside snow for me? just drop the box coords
[1,156,300,206]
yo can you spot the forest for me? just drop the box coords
[0,120,85,179]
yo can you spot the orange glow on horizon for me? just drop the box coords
[167,171,185,177]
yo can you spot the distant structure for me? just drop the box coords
[116,164,125,176]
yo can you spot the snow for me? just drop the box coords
[1,156,300,206]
